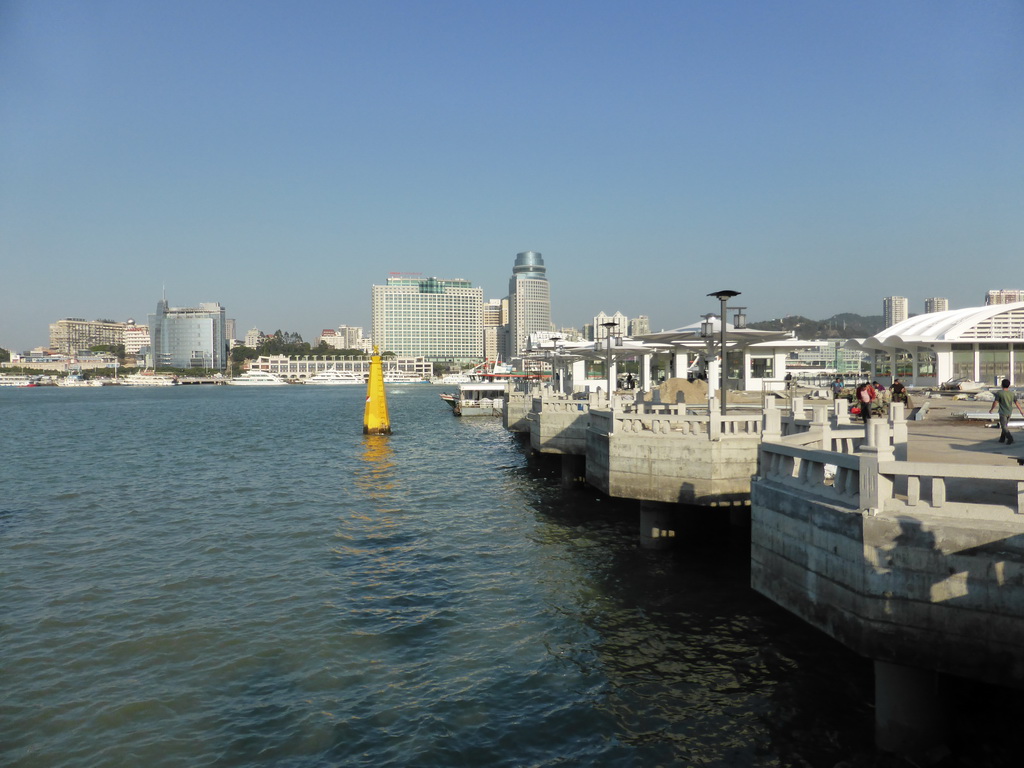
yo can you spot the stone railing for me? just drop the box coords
[530,387,594,414]
[591,396,762,440]
[758,417,1024,519]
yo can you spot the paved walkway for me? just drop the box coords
[904,396,1024,466]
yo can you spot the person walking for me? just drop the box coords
[989,379,1024,445]
[856,381,876,423]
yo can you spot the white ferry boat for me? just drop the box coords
[306,370,364,385]
[0,374,42,387]
[228,370,288,386]
[122,372,179,386]
[440,380,508,416]
[383,370,431,384]
[58,373,104,387]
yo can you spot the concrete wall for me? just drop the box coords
[752,437,1024,688]
[527,391,591,455]
[586,405,761,506]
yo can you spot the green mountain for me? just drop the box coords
[748,313,886,340]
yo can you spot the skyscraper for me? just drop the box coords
[883,296,909,328]
[148,298,227,369]
[924,297,949,314]
[507,251,551,359]
[371,275,483,363]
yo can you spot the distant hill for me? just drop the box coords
[748,313,886,340]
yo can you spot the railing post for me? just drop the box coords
[834,397,851,426]
[859,421,895,515]
[763,399,782,440]
[889,402,908,462]
[811,405,831,450]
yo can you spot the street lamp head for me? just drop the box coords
[707,290,741,301]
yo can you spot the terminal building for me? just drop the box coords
[850,301,1024,386]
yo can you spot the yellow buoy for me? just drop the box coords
[363,346,392,435]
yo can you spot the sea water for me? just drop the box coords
[0,385,1017,767]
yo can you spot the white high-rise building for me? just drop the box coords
[924,297,949,314]
[630,315,650,336]
[593,311,628,339]
[371,275,483,364]
[883,296,909,328]
[122,322,150,356]
[986,289,1024,305]
[507,251,551,359]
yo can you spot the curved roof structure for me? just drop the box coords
[858,302,1024,349]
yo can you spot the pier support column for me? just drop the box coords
[640,501,678,549]
[560,454,586,489]
[874,661,945,755]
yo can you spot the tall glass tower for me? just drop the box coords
[507,250,551,359]
[148,298,227,369]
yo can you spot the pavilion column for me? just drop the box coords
[569,359,586,392]
[673,352,688,379]
[641,353,652,391]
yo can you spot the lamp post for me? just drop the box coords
[707,290,740,416]
[549,336,562,394]
[601,321,619,396]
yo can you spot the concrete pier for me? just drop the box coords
[585,395,762,507]
[751,398,1024,753]
[527,386,595,455]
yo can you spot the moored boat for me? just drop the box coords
[122,372,179,386]
[441,380,508,416]
[0,374,42,387]
[306,369,364,385]
[228,370,288,386]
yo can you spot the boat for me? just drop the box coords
[439,359,525,416]
[122,372,179,386]
[383,369,431,384]
[0,374,41,387]
[306,369,364,385]
[228,369,288,386]
[58,373,104,387]
[441,380,509,416]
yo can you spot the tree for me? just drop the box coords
[0,347,9,363]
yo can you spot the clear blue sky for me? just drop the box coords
[2,0,1022,351]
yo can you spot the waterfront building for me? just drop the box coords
[49,318,128,355]
[507,251,552,360]
[786,340,868,375]
[850,301,1024,386]
[593,311,628,340]
[924,297,948,314]
[148,298,227,370]
[883,296,909,328]
[247,354,432,381]
[371,275,483,364]
[985,289,1024,305]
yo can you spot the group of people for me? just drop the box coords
[841,376,1023,443]
[839,378,908,423]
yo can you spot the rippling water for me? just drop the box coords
[1,385,1017,767]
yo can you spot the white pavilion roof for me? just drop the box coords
[855,302,1024,349]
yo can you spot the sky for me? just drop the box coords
[2,0,1022,351]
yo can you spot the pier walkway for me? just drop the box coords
[751,394,1024,755]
